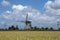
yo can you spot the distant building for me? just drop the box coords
[25,21,32,30]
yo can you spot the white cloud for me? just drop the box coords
[12,5,27,10]
[52,0,60,9]
[44,1,52,10]
[2,5,55,27]
[44,0,60,16]
[43,0,60,28]
[1,5,42,21]
[1,0,10,6]
[0,3,60,28]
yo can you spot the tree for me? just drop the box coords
[58,28,60,31]
[45,27,49,30]
[15,25,19,30]
[41,27,45,31]
[8,26,11,30]
[49,27,54,31]
[33,26,38,30]
[8,25,15,30]
[34,26,37,30]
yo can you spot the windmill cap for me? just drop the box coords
[26,21,31,23]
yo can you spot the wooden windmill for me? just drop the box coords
[25,14,32,29]
[18,14,32,30]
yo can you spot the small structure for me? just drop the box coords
[25,20,31,29]
[18,14,32,30]
[24,14,32,30]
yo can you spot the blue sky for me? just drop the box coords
[0,0,48,13]
[0,0,60,29]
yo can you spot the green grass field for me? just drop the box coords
[0,31,60,40]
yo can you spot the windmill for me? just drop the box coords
[17,14,32,30]
[57,21,60,27]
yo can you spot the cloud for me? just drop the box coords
[1,0,10,6]
[43,0,60,28]
[1,5,42,21]
[0,4,58,28]
[12,5,27,10]
[44,0,60,16]
[52,0,60,9]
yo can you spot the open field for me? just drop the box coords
[0,31,60,40]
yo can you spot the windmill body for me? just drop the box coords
[25,21,31,29]
[24,14,32,30]
[19,14,32,30]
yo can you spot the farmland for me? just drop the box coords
[0,31,60,40]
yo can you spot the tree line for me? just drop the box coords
[0,25,60,31]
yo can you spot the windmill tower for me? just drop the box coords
[25,14,32,29]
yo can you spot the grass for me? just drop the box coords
[0,31,60,40]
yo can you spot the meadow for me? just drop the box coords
[0,31,60,40]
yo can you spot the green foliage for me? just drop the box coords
[0,25,60,31]
[8,25,19,30]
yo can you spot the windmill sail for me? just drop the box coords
[17,13,32,30]
[26,13,28,21]
[57,21,60,27]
